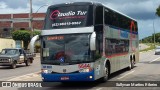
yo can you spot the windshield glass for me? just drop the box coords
[1,49,19,55]
[44,5,93,29]
[42,34,92,65]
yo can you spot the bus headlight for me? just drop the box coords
[41,69,48,73]
[79,67,92,73]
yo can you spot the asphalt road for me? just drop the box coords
[1,50,160,90]
[0,56,41,81]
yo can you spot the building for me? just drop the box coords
[0,13,45,38]
[0,13,45,50]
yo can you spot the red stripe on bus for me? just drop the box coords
[105,52,128,58]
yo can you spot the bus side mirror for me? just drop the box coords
[90,32,96,51]
[29,35,39,53]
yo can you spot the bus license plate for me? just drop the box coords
[61,76,69,80]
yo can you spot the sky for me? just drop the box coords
[0,0,160,39]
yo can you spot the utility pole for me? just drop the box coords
[29,0,33,38]
[153,20,156,48]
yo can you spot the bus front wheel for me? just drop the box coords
[99,64,109,82]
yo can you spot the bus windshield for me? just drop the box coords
[44,5,93,29]
[42,34,92,65]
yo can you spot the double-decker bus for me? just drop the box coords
[30,2,139,82]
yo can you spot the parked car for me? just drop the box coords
[155,46,160,55]
[0,48,34,69]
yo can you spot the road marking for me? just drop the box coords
[117,70,135,80]
[96,88,103,90]
[149,57,160,63]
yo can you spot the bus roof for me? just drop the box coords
[100,3,137,21]
[48,2,137,22]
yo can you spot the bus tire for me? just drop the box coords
[99,64,109,82]
[128,59,134,70]
[11,61,16,69]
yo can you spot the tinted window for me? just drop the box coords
[105,39,129,56]
[104,8,138,32]
[44,5,93,29]
[95,6,103,25]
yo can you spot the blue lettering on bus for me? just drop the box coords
[120,31,128,38]
[43,65,52,69]
[47,66,52,69]
[43,66,46,68]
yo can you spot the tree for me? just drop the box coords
[12,30,40,49]
[142,32,160,43]
[33,31,41,36]
[156,5,160,16]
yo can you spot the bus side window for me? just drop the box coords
[95,6,103,25]
[105,39,129,56]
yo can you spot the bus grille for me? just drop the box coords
[51,71,79,74]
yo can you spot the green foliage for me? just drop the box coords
[141,32,160,43]
[33,31,41,36]
[141,36,152,43]
[156,5,160,17]
[11,30,41,49]
[12,30,31,41]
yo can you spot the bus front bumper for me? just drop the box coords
[41,70,94,82]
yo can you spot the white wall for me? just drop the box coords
[0,38,16,51]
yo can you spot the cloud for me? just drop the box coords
[32,0,47,6]
[0,8,29,14]
[0,0,28,9]
[0,1,7,9]
[106,0,158,20]
[138,18,160,39]
[138,20,154,39]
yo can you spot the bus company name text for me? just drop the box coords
[50,10,87,20]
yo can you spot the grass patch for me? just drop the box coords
[140,44,155,52]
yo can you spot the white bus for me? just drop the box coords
[30,2,139,82]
